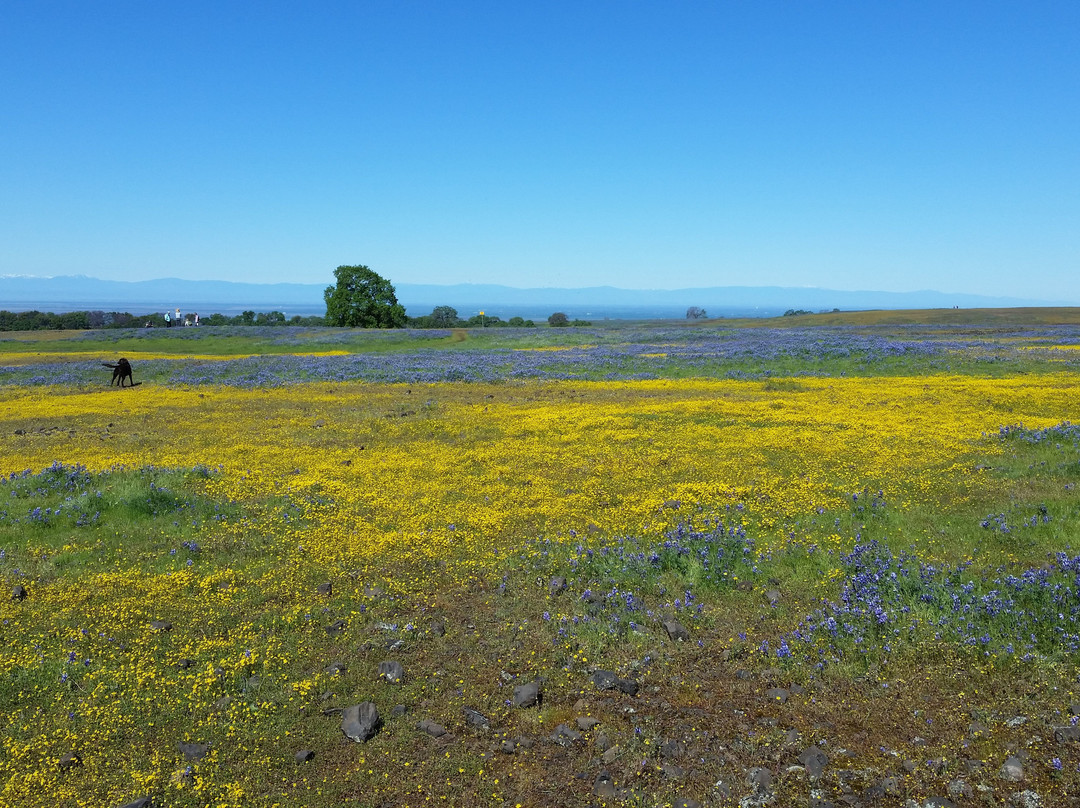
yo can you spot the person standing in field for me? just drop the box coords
[165,310,171,327]
[176,307,182,326]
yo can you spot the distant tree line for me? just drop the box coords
[0,309,327,331]
[0,306,594,332]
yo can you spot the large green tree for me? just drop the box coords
[324,265,407,328]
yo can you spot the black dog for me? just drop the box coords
[102,358,133,387]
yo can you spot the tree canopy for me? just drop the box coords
[324,265,407,328]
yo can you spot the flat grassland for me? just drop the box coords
[2,312,1080,807]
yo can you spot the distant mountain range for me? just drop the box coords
[0,274,1068,320]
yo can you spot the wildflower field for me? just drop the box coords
[2,316,1080,807]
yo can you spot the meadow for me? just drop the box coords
[2,315,1079,808]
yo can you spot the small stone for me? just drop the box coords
[500,739,516,754]
[176,658,194,670]
[417,719,448,738]
[662,762,686,779]
[463,707,491,730]
[999,756,1024,782]
[294,749,314,763]
[1005,715,1027,728]
[316,582,332,596]
[602,745,620,764]
[968,720,990,738]
[11,584,27,601]
[1069,703,1080,716]
[378,660,405,684]
[325,619,347,637]
[662,619,690,642]
[1054,725,1080,743]
[116,798,153,808]
[747,766,773,791]
[1008,790,1043,808]
[325,661,346,676]
[577,716,601,731]
[765,687,789,704]
[798,746,828,779]
[616,677,639,696]
[549,576,567,594]
[214,696,232,711]
[948,779,973,799]
[58,752,82,770]
[430,619,446,637]
[661,739,686,759]
[390,704,409,718]
[150,620,172,632]
[553,723,582,745]
[879,776,901,795]
[179,742,209,761]
[342,702,381,742]
[674,799,701,808]
[592,670,618,691]
[594,732,612,752]
[512,681,541,708]
[764,588,781,606]
[593,770,616,799]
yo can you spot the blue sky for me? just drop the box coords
[3,2,1078,300]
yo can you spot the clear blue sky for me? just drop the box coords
[3,1,1078,300]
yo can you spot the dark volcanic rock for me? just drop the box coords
[463,707,491,730]
[58,752,82,770]
[661,619,690,642]
[765,687,789,704]
[150,620,172,632]
[746,766,773,792]
[513,681,542,708]
[417,719,448,738]
[1000,756,1024,782]
[325,619,347,637]
[1054,725,1080,744]
[342,702,382,742]
[798,746,828,779]
[295,749,315,763]
[378,660,405,684]
[552,723,582,745]
[591,669,638,695]
[592,670,618,691]
[661,739,686,759]
[316,582,333,597]
[179,742,209,761]
[549,576,567,594]
[593,769,616,799]
[116,799,153,808]
[11,584,27,601]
